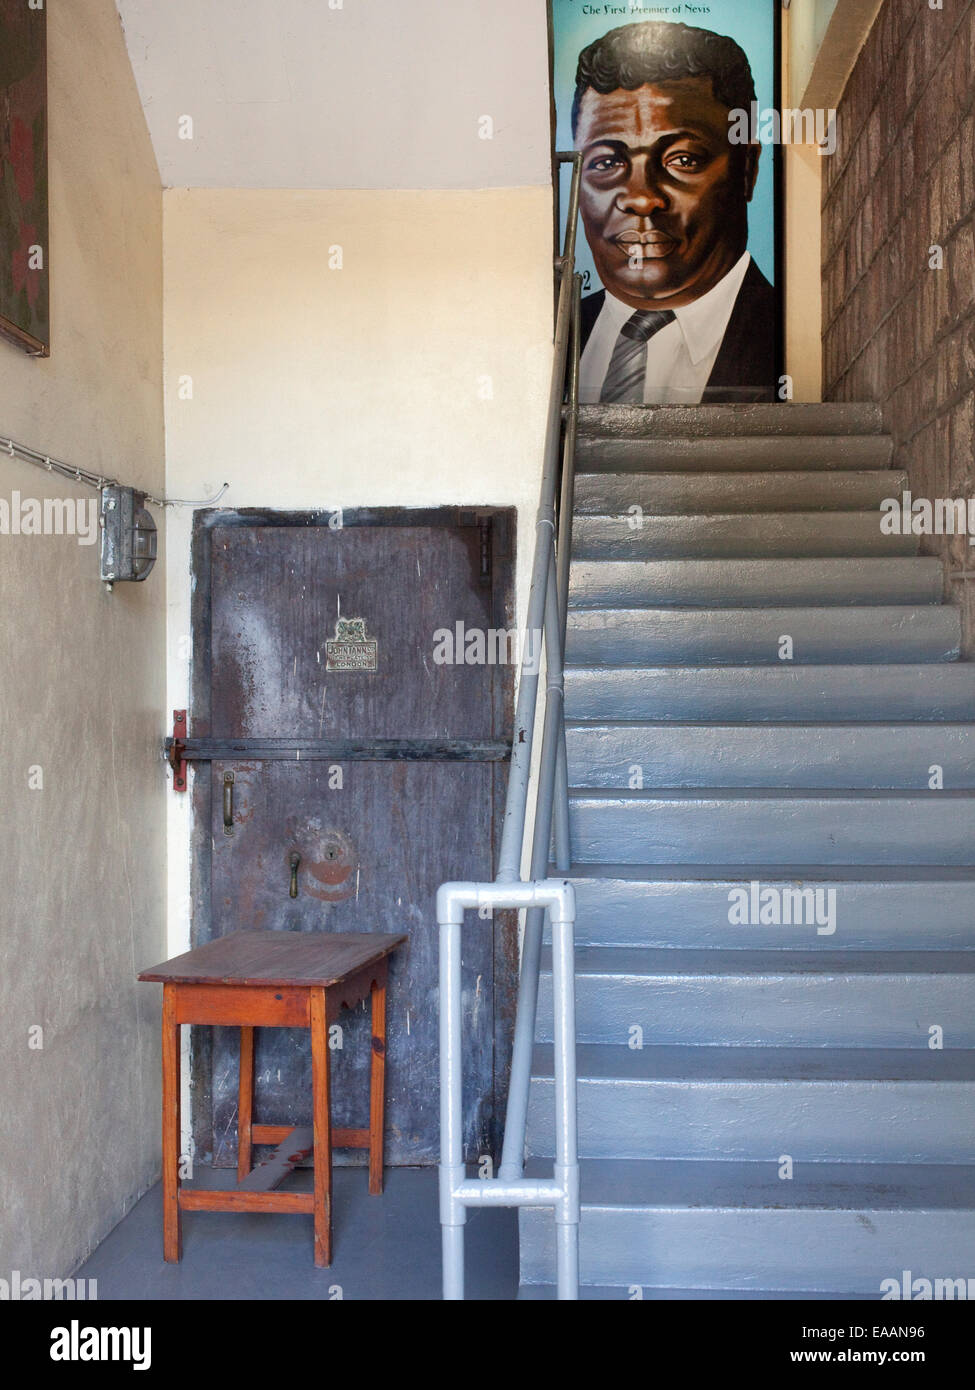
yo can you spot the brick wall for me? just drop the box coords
[822,0,975,645]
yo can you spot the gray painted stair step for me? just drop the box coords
[568,557,942,608]
[573,470,909,514]
[572,512,914,559]
[544,865,975,950]
[569,788,975,865]
[522,405,975,1294]
[518,1285,881,1299]
[564,721,975,787]
[566,606,960,664]
[535,948,975,1047]
[518,1159,975,1291]
[564,665,975,721]
[576,434,892,473]
[525,1044,975,1161]
[577,402,885,439]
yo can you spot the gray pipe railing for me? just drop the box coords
[438,152,583,1300]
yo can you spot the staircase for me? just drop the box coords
[518,402,975,1299]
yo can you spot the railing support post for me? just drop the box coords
[551,892,579,1300]
[438,880,576,1300]
[553,730,572,873]
[438,896,466,1300]
[499,556,567,1180]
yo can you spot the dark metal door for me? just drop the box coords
[188,509,516,1167]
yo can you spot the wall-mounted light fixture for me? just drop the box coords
[99,485,158,585]
[3,430,228,590]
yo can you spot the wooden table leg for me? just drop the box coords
[310,988,333,1267]
[162,984,182,1262]
[369,971,387,1196]
[237,1026,255,1183]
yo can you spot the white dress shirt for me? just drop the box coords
[579,251,752,405]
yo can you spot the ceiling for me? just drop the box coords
[114,0,552,189]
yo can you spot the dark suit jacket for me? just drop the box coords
[580,257,777,403]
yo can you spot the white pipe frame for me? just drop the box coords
[438,878,578,1301]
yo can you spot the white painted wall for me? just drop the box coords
[789,0,842,103]
[781,0,888,401]
[116,0,553,190]
[783,2,828,402]
[0,0,166,1276]
[789,0,884,110]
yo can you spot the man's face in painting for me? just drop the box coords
[575,75,760,310]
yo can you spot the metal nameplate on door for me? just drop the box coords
[325,617,378,672]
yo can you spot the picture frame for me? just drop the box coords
[0,0,49,356]
[548,1,783,403]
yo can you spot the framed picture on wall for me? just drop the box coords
[0,0,49,356]
[550,2,782,404]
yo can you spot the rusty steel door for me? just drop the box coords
[188,508,516,1167]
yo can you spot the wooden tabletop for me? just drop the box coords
[139,930,407,988]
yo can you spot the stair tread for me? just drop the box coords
[576,403,886,438]
[574,470,909,515]
[518,1284,879,1299]
[554,862,975,883]
[572,513,912,554]
[572,557,937,570]
[568,786,975,801]
[572,512,911,553]
[542,947,975,977]
[576,510,895,519]
[565,722,975,788]
[567,663,975,676]
[569,558,942,609]
[565,606,960,652]
[564,719,975,729]
[568,605,952,618]
[521,1157,975,1209]
[565,666,975,720]
[579,435,885,448]
[567,606,956,642]
[575,436,892,473]
[532,1042,975,1082]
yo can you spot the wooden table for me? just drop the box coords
[139,929,406,1267]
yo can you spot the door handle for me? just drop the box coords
[223,772,235,834]
[289,852,301,898]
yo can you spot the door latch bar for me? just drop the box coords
[163,727,511,790]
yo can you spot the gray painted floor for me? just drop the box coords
[76,1166,518,1300]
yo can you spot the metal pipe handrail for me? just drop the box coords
[495,152,581,882]
[438,152,583,1300]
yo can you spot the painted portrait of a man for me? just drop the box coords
[572,20,776,404]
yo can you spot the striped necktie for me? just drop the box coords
[600,308,677,403]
